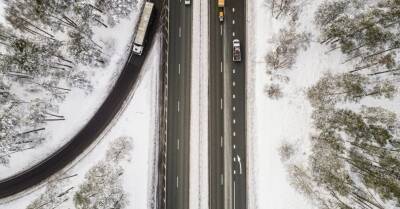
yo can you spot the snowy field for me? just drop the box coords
[248,0,400,208]
[247,0,339,208]
[0,35,160,209]
[0,0,143,179]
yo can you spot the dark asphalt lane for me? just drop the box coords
[165,1,192,209]
[224,1,247,209]
[209,1,225,209]
[209,0,247,209]
[0,0,162,199]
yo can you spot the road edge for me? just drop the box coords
[245,0,257,209]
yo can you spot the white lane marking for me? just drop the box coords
[220,98,223,110]
[177,139,180,150]
[233,156,236,162]
[233,131,236,137]
[179,27,182,38]
[177,101,180,112]
[233,106,236,111]
[233,81,236,87]
[233,170,236,174]
[233,119,236,124]
[220,136,223,147]
[233,69,236,74]
[178,64,181,75]
[220,61,223,72]
[233,181,236,209]
[220,25,223,36]
[220,174,224,185]
[233,144,236,149]
[232,32,235,37]
[232,20,235,24]
[232,8,235,12]
[177,176,179,188]
[232,94,236,99]
[237,155,243,175]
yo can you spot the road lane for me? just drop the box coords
[208,0,225,209]
[209,0,247,209]
[224,0,247,208]
[166,1,192,209]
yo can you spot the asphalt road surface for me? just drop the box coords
[0,0,162,198]
[165,1,192,209]
[208,0,225,209]
[225,1,247,209]
[209,0,247,209]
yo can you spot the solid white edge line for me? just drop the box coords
[233,181,236,209]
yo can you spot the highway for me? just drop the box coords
[165,1,192,209]
[0,0,162,198]
[209,0,247,209]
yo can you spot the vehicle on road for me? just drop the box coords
[218,0,224,22]
[132,1,155,55]
[185,0,190,5]
[232,39,241,62]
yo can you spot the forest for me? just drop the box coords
[0,0,136,165]
[276,0,400,208]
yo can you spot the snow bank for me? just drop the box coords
[190,0,209,208]
[0,1,5,23]
[0,34,161,209]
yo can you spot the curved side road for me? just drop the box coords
[0,0,163,199]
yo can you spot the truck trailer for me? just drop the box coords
[132,1,155,55]
[218,0,224,22]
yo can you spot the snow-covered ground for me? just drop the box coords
[0,1,143,179]
[247,0,344,208]
[0,34,161,209]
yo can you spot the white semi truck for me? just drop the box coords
[132,1,155,55]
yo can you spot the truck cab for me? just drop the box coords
[232,39,241,62]
[185,0,190,5]
[219,11,224,22]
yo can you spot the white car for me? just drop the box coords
[232,39,241,62]
[185,0,190,5]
